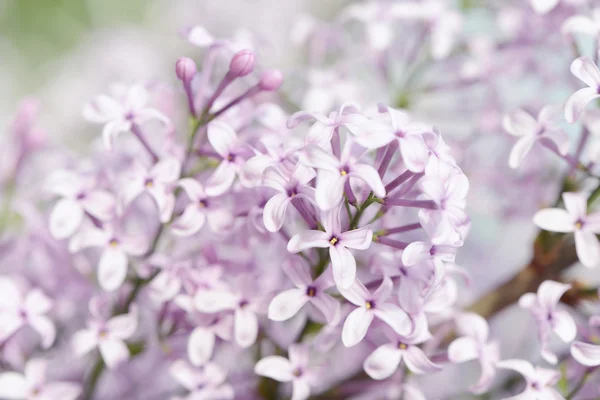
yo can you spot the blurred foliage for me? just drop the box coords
[0,0,146,67]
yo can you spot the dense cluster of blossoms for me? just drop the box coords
[2,0,600,399]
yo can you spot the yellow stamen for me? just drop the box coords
[365,301,373,310]
[398,343,407,350]
[575,221,583,230]
[109,239,118,248]
[340,170,347,176]
[329,237,338,245]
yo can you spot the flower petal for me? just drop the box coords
[329,245,357,289]
[188,327,215,366]
[194,290,238,313]
[575,229,600,268]
[151,158,181,183]
[29,316,56,349]
[172,205,206,236]
[73,329,98,356]
[448,336,478,363]
[107,308,138,340]
[283,259,313,287]
[508,136,536,169]
[49,199,84,239]
[99,339,130,369]
[80,190,115,221]
[571,56,600,89]
[287,231,330,253]
[0,372,28,399]
[571,341,600,367]
[341,307,374,347]
[404,345,442,374]
[562,192,587,220]
[503,109,537,137]
[315,173,346,211]
[538,280,571,310]
[263,193,291,232]
[268,288,308,321]
[234,308,258,348]
[340,226,373,250]
[205,162,238,196]
[363,344,403,380]
[533,209,574,233]
[254,356,294,382]
[349,164,386,198]
[98,249,128,292]
[292,379,311,400]
[496,359,536,381]
[208,121,238,158]
[565,87,600,124]
[373,303,412,336]
[552,309,576,343]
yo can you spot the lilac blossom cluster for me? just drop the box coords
[1,0,600,399]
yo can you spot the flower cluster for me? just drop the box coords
[2,0,600,399]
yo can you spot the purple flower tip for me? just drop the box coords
[229,49,255,78]
[259,69,283,91]
[175,57,197,82]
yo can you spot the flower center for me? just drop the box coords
[198,199,208,208]
[329,236,339,246]
[306,286,317,297]
[227,154,236,162]
[109,238,119,248]
[292,368,303,377]
[144,178,154,188]
[365,300,375,309]
[239,300,249,309]
[575,219,584,230]
[397,342,407,350]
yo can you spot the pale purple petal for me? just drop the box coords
[341,307,374,347]
[399,135,429,173]
[310,293,340,323]
[263,193,291,232]
[329,245,357,289]
[530,0,559,14]
[0,372,28,399]
[401,242,430,266]
[49,199,84,239]
[172,205,206,236]
[571,341,600,366]
[503,109,537,137]
[496,359,536,381]
[562,192,587,220]
[125,85,148,111]
[372,276,393,303]
[28,315,56,349]
[403,345,442,374]
[283,259,313,287]
[80,190,115,221]
[99,339,130,369]
[551,309,576,343]
[315,173,346,211]
[73,329,98,356]
[292,379,311,400]
[287,231,330,252]
[570,56,600,88]
[102,119,131,150]
[98,248,128,292]
[448,336,478,363]
[234,308,258,348]
[254,356,294,382]
[349,164,386,197]
[509,136,537,169]
[533,209,575,233]
[338,278,370,306]
[188,327,215,366]
[373,303,412,336]
[207,121,238,158]
[205,162,237,196]
[24,289,53,315]
[151,158,181,183]
[363,344,403,380]
[185,25,216,47]
[340,226,373,250]
[538,280,571,310]
[106,308,138,340]
[565,87,600,123]
[194,290,238,312]
[39,382,82,400]
[268,288,308,321]
[574,229,600,268]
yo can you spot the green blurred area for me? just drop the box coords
[0,0,146,82]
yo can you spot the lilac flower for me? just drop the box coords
[122,158,181,223]
[448,313,500,394]
[261,165,316,232]
[496,360,564,399]
[561,9,600,38]
[255,344,313,400]
[193,282,262,348]
[533,192,600,268]
[353,106,430,173]
[69,226,146,291]
[570,314,600,367]
[0,277,55,349]
[72,302,138,369]
[300,140,385,210]
[287,103,365,147]
[503,106,569,168]
[565,57,600,123]
[363,319,441,380]
[205,121,246,196]
[169,360,234,400]
[268,258,339,323]
[187,316,233,366]
[83,84,169,150]
[519,280,576,364]
[0,358,81,400]
[45,170,115,239]
[339,277,412,347]
[171,178,233,236]
[287,207,373,289]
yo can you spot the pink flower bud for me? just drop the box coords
[258,69,283,91]
[176,57,197,82]
[229,50,255,78]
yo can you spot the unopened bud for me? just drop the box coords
[228,50,255,78]
[176,57,197,82]
[258,69,283,91]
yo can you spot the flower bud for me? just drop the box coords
[229,50,255,78]
[258,69,283,91]
[175,57,197,82]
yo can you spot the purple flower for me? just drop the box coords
[497,360,564,399]
[255,344,313,400]
[533,192,600,268]
[0,358,81,400]
[565,57,600,123]
[287,206,373,289]
[205,121,247,196]
[169,360,234,400]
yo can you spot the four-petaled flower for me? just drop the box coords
[255,344,314,400]
[169,359,234,400]
[519,280,576,364]
[287,206,373,289]
[0,358,81,400]
[565,57,600,123]
[497,360,564,400]
[533,192,600,268]
[83,84,170,150]
[339,277,412,347]
[205,121,247,196]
